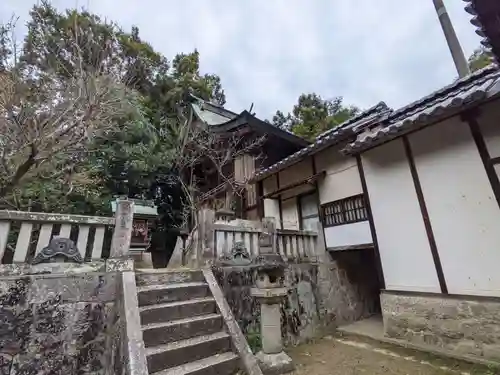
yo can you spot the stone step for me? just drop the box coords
[142,313,223,347]
[151,352,240,375]
[140,297,217,325]
[137,282,210,307]
[136,269,205,287]
[146,331,232,374]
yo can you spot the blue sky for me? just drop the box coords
[1,1,482,120]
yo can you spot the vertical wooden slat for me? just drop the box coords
[77,225,90,259]
[36,224,53,255]
[0,221,11,261]
[228,232,235,249]
[59,224,72,238]
[13,223,33,263]
[91,226,105,259]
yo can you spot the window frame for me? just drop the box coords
[321,194,368,228]
[297,191,320,231]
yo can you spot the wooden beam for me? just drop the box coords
[262,171,326,199]
[402,136,448,294]
[357,155,386,289]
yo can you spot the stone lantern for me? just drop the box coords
[251,253,293,374]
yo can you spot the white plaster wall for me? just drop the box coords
[362,139,441,293]
[324,221,372,248]
[281,198,299,230]
[410,117,500,297]
[478,98,500,159]
[315,147,363,204]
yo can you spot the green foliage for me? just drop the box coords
[245,327,262,353]
[272,93,359,141]
[1,2,225,217]
[468,46,494,73]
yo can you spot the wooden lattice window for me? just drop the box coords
[321,194,367,227]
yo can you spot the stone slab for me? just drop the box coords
[256,351,294,375]
[381,291,500,364]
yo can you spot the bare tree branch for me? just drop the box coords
[0,18,141,199]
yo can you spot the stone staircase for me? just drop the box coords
[136,269,241,375]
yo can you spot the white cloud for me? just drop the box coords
[1,0,482,119]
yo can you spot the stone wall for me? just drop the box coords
[317,249,381,326]
[214,251,379,348]
[0,271,118,375]
[381,291,500,362]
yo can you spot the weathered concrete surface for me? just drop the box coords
[256,351,294,375]
[113,272,148,375]
[316,250,381,328]
[0,210,114,225]
[0,261,106,277]
[109,199,134,258]
[0,273,117,375]
[214,255,379,346]
[203,268,264,375]
[381,291,500,363]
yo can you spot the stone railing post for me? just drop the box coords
[110,198,135,258]
[314,220,327,261]
[259,217,277,255]
[197,208,215,266]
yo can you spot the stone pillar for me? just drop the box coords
[251,260,293,374]
[260,217,277,255]
[110,198,135,258]
[260,299,284,354]
[197,208,215,267]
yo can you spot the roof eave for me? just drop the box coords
[250,127,355,183]
[343,91,500,156]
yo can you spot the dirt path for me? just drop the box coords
[286,335,497,375]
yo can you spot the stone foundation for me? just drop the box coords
[381,291,500,362]
[214,252,380,347]
[317,250,381,327]
[0,272,118,375]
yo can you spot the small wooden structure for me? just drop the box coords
[111,198,157,268]
[111,198,157,251]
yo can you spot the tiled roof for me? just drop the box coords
[190,95,238,126]
[343,64,500,154]
[464,0,500,63]
[251,102,391,182]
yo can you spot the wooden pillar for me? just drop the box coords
[110,198,134,258]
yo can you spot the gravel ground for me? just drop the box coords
[285,335,498,375]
